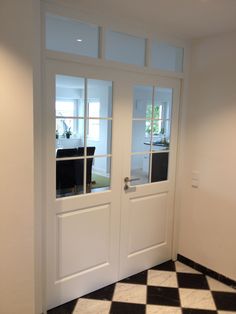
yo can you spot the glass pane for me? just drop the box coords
[56,75,85,117]
[46,14,99,58]
[151,40,184,72]
[150,120,170,151]
[56,118,84,150]
[131,154,150,186]
[151,152,169,182]
[151,141,169,152]
[154,87,172,120]
[56,158,84,198]
[132,120,152,153]
[105,30,145,66]
[87,79,113,118]
[89,157,111,193]
[86,119,112,155]
[152,119,162,136]
[133,85,153,119]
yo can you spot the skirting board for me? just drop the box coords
[177,254,236,289]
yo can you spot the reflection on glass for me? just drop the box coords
[87,79,113,118]
[90,157,111,193]
[151,40,184,72]
[46,14,99,58]
[154,87,172,120]
[151,152,169,182]
[131,154,150,186]
[56,158,84,198]
[56,75,85,117]
[133,85,152,119]
[86,119,112,155]
[56,118,84,150]
[132,120,152,153]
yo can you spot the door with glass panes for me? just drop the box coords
[45,60,180,310]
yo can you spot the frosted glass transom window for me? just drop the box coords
[105,30,146,66]
[46,14,99,58]
[151,40,184,72]
[45,13,185,73]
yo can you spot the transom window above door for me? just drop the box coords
[55,75,113,198]
[131,85,173,185]
[45,14,184,73]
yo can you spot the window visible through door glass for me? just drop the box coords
[55,75,113,198]
[131,85,172,185]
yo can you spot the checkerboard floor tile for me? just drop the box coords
[48,261,236,314]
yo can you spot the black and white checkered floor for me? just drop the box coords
[48,260,236,314]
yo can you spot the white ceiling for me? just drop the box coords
[55,0,236,40]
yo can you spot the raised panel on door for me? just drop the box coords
[128,193,168,256]
[57,204,110,279]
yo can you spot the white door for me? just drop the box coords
[119,78,180,279]
[44,60,180,310]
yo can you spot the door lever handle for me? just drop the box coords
[124,177,140,183]
[124,177,138,192]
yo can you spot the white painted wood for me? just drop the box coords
[45,50,185,79]
[57,205,110,279]
[45,60,123,310]
[119,77,180,279]
[128,193,168,255]
[44,59,180,310]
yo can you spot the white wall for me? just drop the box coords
[178,31,236,281]
[0,1,36,313]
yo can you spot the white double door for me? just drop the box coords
[45,60,180,310]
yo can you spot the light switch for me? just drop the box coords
[192,171,199,188]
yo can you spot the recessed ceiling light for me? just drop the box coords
[76,38,83,42]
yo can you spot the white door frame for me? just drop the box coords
[42,56,181,310]
[37,60,184,313]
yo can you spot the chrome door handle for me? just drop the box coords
[124,177,139,192]
[124,177,140,183]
